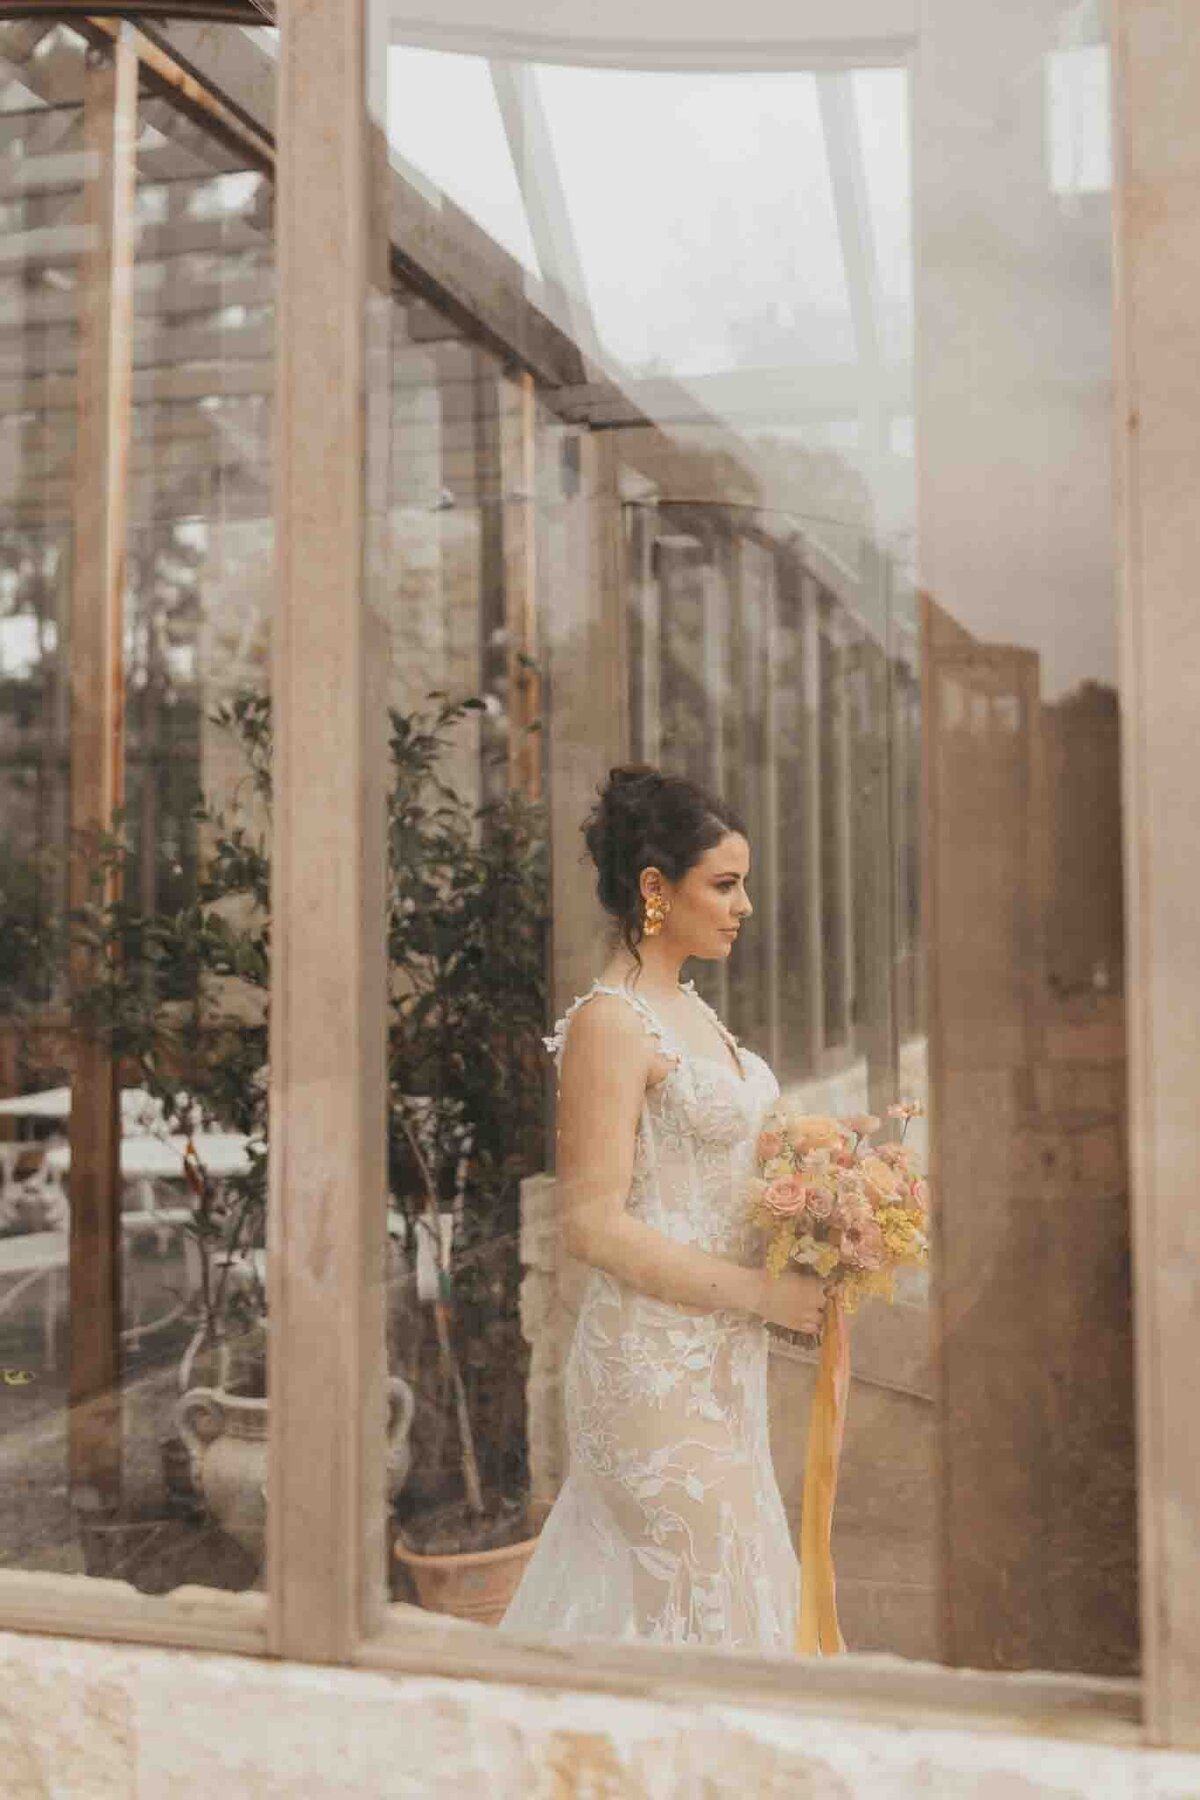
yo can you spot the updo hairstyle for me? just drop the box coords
[582,765,747,963]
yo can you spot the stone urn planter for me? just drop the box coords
[178,1376,416,1564]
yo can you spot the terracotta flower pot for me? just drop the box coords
[393,1531,539,1626]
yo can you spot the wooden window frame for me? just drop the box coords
[1,0,1197,1755]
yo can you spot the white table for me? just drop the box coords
[0,1206,194,1373]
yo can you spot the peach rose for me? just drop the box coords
[762,1174,807,1218]
[756,1129,785,1163]
[844,1113,881,1139]
[860,1156,901,1205]
[783,1113,847,1153]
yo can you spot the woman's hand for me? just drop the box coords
[756,1267,828,1336]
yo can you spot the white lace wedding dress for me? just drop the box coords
[499,978,800,1650]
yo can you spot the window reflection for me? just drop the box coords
[377,7,1133,1677]
[0,2,1134,1679]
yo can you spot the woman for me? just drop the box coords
[499,765,826,1650]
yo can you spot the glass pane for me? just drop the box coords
[378,299,546,1589]
[371,5,1132,1680]
[0,21,273,1598]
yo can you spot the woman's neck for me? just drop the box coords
[603,942,686,996]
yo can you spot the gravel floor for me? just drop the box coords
[0,1257,259,1592]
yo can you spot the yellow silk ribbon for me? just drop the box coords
[796,1294,850,1655]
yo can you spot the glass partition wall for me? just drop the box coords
[0,16,273,1604]
[370,7,1130,1681]
[0,0,1175,1738]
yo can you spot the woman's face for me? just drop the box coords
[646,832,753,961]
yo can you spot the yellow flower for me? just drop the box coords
[794,1233,840,1279]
[766,1232,794,1278]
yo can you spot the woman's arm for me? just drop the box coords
[553,996,825,1334]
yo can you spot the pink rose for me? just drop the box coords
[831,1189,872,1233]
[762,1174,807,1218]
[756,1129,785,1164]
[838,1216,886,1272]
[804,1185,835,1223]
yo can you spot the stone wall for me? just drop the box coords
[1,1627,1195,1798]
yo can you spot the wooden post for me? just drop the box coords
[794,568,827,1075]
[543,429,630,1018]
[822,606,855,1054]
[1114,0,1200,1745]
[759,545,783,1073]
[268,0,389,1660]
[500,368,542,801]
[627,500,661,766]
[854,542,898,1115]
[66,27,137,1508]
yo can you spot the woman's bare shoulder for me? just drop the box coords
[565,989,654,1053]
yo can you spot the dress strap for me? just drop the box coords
[543,981,681,1075]
[680,979,745,1069]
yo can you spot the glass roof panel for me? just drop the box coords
[386,46,543,278]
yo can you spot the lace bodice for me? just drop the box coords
[501,978,800,1650]
[543,979,781,1265]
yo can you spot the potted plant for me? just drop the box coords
[46,688,547,1598]
[384,695,550,1623]
[50,693,415,1565]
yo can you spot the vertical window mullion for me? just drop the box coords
[268,0,387,1662]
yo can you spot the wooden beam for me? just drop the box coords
[0,210,265,274]
[65,24,137,1509]
[0,269,273,335]
[3,3,271,22]
[267,0,388,1662]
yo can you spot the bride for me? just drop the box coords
[499,765,826,1650]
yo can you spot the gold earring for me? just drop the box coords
[642,889,669,937]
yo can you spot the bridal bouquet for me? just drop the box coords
[748,1103,929,1316]
[747,1101,930,1659]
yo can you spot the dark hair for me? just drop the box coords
[582,764,748,964]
